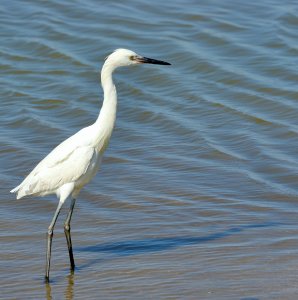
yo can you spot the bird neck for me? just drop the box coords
[94,62,117,150]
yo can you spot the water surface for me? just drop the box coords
[1,0,298,299]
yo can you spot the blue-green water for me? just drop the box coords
[1,0,298,299]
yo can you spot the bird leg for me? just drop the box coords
[45,201,64,282]
[64,198,76,271]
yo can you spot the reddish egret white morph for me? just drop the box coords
[10,49,170,282]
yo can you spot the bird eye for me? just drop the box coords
[130,55,136,61]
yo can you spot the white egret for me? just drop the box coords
[10,48,170,282]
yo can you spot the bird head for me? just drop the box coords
[105,48,171,68]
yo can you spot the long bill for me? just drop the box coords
[135,56,171,65]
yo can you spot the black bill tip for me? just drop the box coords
[136,56,171,65]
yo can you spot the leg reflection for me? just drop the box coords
[45,281,52,300]
[65,272,75,300]
[45,272,75,300]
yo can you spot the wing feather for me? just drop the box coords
[13,130,97,198]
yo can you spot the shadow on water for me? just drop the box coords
[45,223,278,299]
[76,222,280,269]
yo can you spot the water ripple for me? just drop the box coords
[2,0,298,299]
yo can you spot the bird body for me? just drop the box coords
[11,52,118,201]
[11,110,115,199]
[10,48,170,281]
[11,127,101,199]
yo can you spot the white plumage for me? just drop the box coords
[10,48,170,281]
[11,126,100,199]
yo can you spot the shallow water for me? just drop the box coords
[1,0,298,299]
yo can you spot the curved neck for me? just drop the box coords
[93,62,117,148]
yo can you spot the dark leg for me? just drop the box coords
[45,201,64,282]
[64,198,76,271]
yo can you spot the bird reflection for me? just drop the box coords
[45,272,75,300]
[65,272,75,300]
[45,282,52,300]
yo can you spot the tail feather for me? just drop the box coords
[10,186,20,193]
[10,185,24,199]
